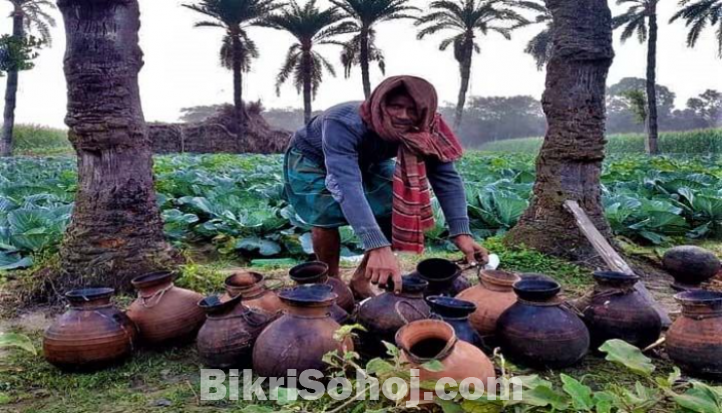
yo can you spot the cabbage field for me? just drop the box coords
[1,152,722,271]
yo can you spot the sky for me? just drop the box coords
[0,0,721,129]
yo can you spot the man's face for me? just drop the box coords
[385,92,420,133]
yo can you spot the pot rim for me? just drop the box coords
[395,319,457,363]
[131,271,177,289]
[513,278,561,301]
[224,271,264,288]
[289,261,329,283]
[480,270,520,287]
[426,295,477,315]
[384,276,429,294]
[416,258,461,283]
[593,271,639,283]
[65,287,115,302]
[198,293,242,315]
[278,284,337,307]
[674,290,722,305]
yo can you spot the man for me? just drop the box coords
[283,75,488,293]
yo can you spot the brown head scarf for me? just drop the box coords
[359,76,464,253]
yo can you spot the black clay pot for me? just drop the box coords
[582,272,662,351]
[497,278,589,369]
[426,296,484,350]
[409,258,471,297]
[663,246,721,290]
[289,261,356,314]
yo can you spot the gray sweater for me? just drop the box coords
[290,102,471,251]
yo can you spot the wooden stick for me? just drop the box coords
[564,200,671,326]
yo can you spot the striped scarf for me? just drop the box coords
[360,76,464,253]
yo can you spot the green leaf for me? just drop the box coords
[460,399,503,413]
[382,341,400,358]
[436,398,465,413]
[560,374,594,411]
[0,393,10,405]
[0,332,37,355]
[599,339,655,376]
[271,387,298,405]
[672,382,722,413]
[421,359,445,372]
[521,384,570,410]
[236,237,282,256]
[240,405,276,413]
[0,252,32,270]
[366,358,394,376]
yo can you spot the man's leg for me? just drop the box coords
[312,226,341,278]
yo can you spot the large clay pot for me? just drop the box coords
[253,284,353,377]
[410,258,471,297]
[497,278,589,369]
[396,319,495,405]
[357,276,431,357]
[582,272,662,351]
[289,261,354,318]
[667,290,722,379]
[197,294,275,369]
[223,271,284,315]
[127,271,205,347]
[426,296,484,349]
[663,246,721,290]
[456,270,520,345]
[44,288,136,370]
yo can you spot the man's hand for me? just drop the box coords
[453,234,489,267]
[365,246,402,293]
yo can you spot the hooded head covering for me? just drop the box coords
[359,76,464,253]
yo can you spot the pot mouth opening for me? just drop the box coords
[385,276,429,293]
[396,320,456,361]
[279,284,337,305]
[513,278,561,300]
[65,287,115,302]
[289,261,328,283]
[416,258,460,282]
[675,290,722,304]
[131,271,177,288]
[593,271,639,283]
[225,271,263,288]
[426,296,476,313]
[199,293,241,313]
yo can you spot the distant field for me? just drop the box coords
[13,124,71,155]
[481,128,722,154]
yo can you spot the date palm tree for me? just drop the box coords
[670,0,722,57]
[331,0,420,97]
[416,0,528,127]
[182,0,282,139]
[262,0,348,122]
[2,0,56,157]
[613,0,661,155]
[519,0,552,70]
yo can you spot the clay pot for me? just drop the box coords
[357,276,431,357]
[456,270,520,345]
[410,258,471,297]
[582,272,662,351]
[253,284,353,377]
[44,288,136,370]
[426,296,484,349]
[666,290,722,379]
[196,294,275,369]
[396,319,495,404]
[497,278,589,369]
[663,246,721,290]
[223,271,284,315]
[290,261,355,317]
[126,271,205,347]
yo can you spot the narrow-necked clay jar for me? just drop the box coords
[126,271,205,347]
[222,271,284,315]
[44,288,137,370]
[426,296,484,349]
[666,290,722,379]
[662,246,721,290]
[252,284,353,377]
[456,270,520,345]
[289,261,355,315]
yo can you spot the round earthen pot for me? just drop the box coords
[289,261,355,316]
[497,278,589,369]
[667,290,722,380]
[456,270,520,345]
[426,296,484,349]
[409,258,471,297]
[396,319,495,405]
[126,271,205,347]
[663,246,721,290]
[582,272,662,351]
[44,288,137,371]
[357,276,431,357]
[222,271,284,315]
[196,294,275,369]
[252,284,353,377]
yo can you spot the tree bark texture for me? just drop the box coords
[56,0,179,293]
[302,45,313,124]
[360,26,371,98]
[0,9,24,157]
[231,30,246,142]
[454,35,474,128]
[645,0,659,155]
[505,0,615,261]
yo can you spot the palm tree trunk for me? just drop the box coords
[360,26,371,98]
[56,0,179,294]
[1,9,24,157]
[506,0,615,261]
[232,31,245,144]
[454,37,473,128]
[302,47,313,123]
[645,1,659,155]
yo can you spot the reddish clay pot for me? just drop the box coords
[44,288,137,370]
[253,284,353,377]
[582,272,661,351]
[196,294,275,369]
[410,258,471,297]
[497,278,589,369]
[223,271,284,315]
[396,319,495,405]
[663,246,721,290]
[289,261,355,317]
[667,290,722,379]
[456,270,520,344]
[126,271,205,347]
